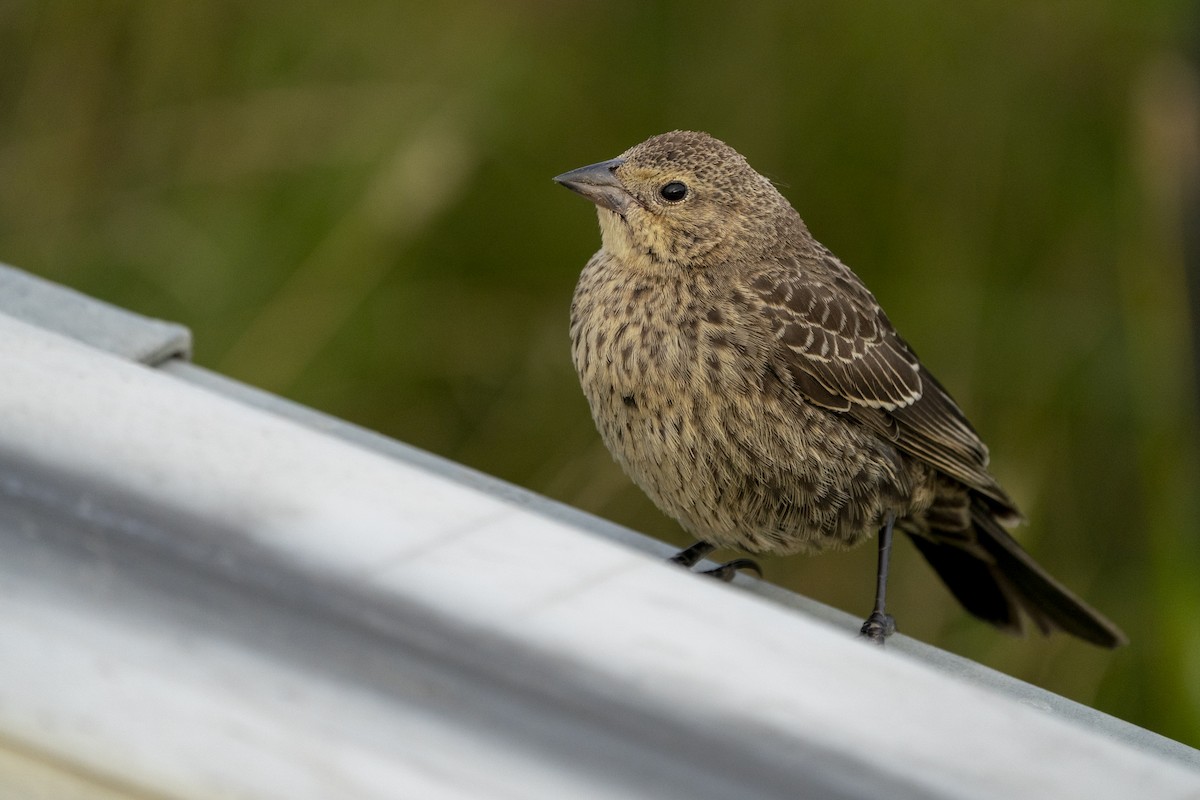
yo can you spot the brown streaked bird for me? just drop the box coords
[555,130,1125,647]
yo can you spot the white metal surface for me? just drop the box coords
[0,309,1198,799]
[0,264,190,364]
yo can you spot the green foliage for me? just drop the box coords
[2,0,1197,744]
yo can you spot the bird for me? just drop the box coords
[554,130,1126,647]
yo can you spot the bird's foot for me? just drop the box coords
[668,541,714,569]
[859,611,896,645]
[700,558,763,583]
[668,542,762,582]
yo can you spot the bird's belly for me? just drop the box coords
[575,333,915,554]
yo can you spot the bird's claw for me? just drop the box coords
[668,542,711,569]
[859,611,896,645]
[668,544,762,582]
[700,558,763,582]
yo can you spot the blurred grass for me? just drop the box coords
[2,0,1199,745]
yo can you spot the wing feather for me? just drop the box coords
[748,248,1018,515]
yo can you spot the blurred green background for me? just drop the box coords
[2,1,1198,746]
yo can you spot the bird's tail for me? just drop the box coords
[905,496,1127,648]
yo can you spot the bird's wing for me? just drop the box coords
[747,247,1017,513]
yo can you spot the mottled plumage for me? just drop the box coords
[556,130,1125,647]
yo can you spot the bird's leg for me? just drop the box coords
[669,541,763,583]
[701,558,763,582]
[860,512,898,645]
[669,541,714,568]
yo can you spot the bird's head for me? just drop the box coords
[554,130,797,271]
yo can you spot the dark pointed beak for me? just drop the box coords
[553,157,632,214]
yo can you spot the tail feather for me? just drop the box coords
[907,498,1127,648]
[907,532,1023,635]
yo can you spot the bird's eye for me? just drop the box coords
[659,181,688,202]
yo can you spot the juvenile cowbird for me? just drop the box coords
[556,130,1126,647]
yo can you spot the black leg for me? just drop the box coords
[859,512,897,645]
[669,541,715,568]
[701,558,763,582]
[669,541,763,583]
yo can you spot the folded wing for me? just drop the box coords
[747,247,1018,517]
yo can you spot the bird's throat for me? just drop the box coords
[597,208,666,273]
